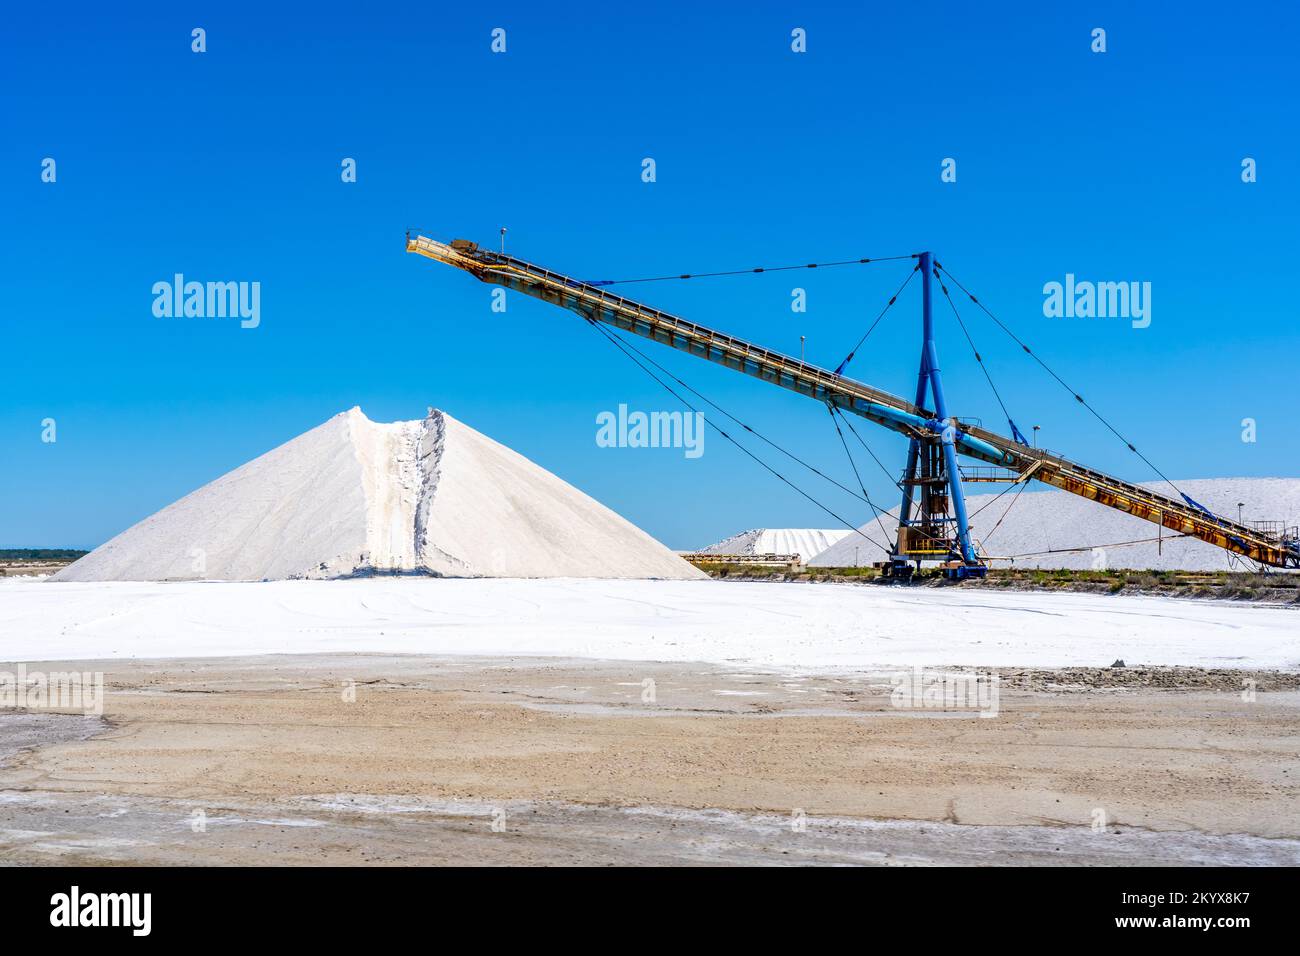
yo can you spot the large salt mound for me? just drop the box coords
[54,407,705,582]
[697,529,852,561]
[808,477,1300,571]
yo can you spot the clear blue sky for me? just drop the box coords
[3,1,1296,550]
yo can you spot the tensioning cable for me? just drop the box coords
[1001,533,1193,560]
[831,405,903,490]
[833,262,921,376]
[824,403,896,548]
[935,262,1192,506]
[584,315,899,521]
[588,253,918,286]
[978,475,1032,548]
[934,268,1030,446]
[584,319,892,553]
[589,315,958,555]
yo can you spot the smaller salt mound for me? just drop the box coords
[54,407,704,582]
[808,477,1300,571]
[698,529,852,561]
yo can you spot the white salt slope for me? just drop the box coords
[809,478,1300,571]
[54,408,704,582]
[698,529,852,561]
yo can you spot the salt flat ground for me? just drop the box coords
[3,576,1297,670]
[2,578,1297,865]
[0,657,1296,865]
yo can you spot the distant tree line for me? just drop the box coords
[0,549,89,559]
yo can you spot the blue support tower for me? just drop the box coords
[887,252,986,580]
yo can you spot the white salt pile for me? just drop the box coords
[697,529,852,562]
[54,408,705,582]
[808,478,1300,571]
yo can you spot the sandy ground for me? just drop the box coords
[1,654,1297,866]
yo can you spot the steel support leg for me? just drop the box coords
[913,253,981,572]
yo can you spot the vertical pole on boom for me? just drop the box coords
[899,343,930,538]
[887,252,985,580]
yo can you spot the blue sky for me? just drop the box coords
[2,1,1296,550]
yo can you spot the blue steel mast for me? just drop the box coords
[890,252,983,578]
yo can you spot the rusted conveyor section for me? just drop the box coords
[407,234,1299,569]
